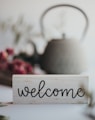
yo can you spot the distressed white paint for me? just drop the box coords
[13,75,88,104]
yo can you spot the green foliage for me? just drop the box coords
[0,16,33,45]
[0,115,10,120]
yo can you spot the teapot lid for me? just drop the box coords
[50,33,67,41]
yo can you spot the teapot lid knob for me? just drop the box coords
[62,33,66,39]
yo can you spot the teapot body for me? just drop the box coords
[39,4,89,74]
[40,39,87,74]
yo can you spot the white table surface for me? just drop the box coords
[0,71,95,120]
[0,84,88,120]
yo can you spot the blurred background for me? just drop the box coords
[0,0,95,87]
[0,0,94,65]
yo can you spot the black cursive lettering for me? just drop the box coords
[17,80,85,99]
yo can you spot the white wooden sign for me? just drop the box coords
[13,75,88,104]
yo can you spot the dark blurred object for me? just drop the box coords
[14,42,39,66]
[0,115,10,120]
[0,72,12,86]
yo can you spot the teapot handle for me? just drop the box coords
[40,4,89,41]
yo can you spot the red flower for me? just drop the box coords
[25,63,33,73]
[0,48,33,75]
[0,51,8,61]
[13,65,27,74]
[13,59,24,66]
[12,59,33,74]
[6,48,14,55]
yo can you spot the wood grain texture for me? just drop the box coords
[13,75,88,104]
[0,72,12,87]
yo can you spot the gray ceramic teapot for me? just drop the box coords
[39,4,89,74]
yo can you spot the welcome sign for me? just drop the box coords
[13,75,88,104]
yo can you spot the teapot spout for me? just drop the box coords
[29,41,41,65]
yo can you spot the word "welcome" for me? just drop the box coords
[17,80,85,99]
